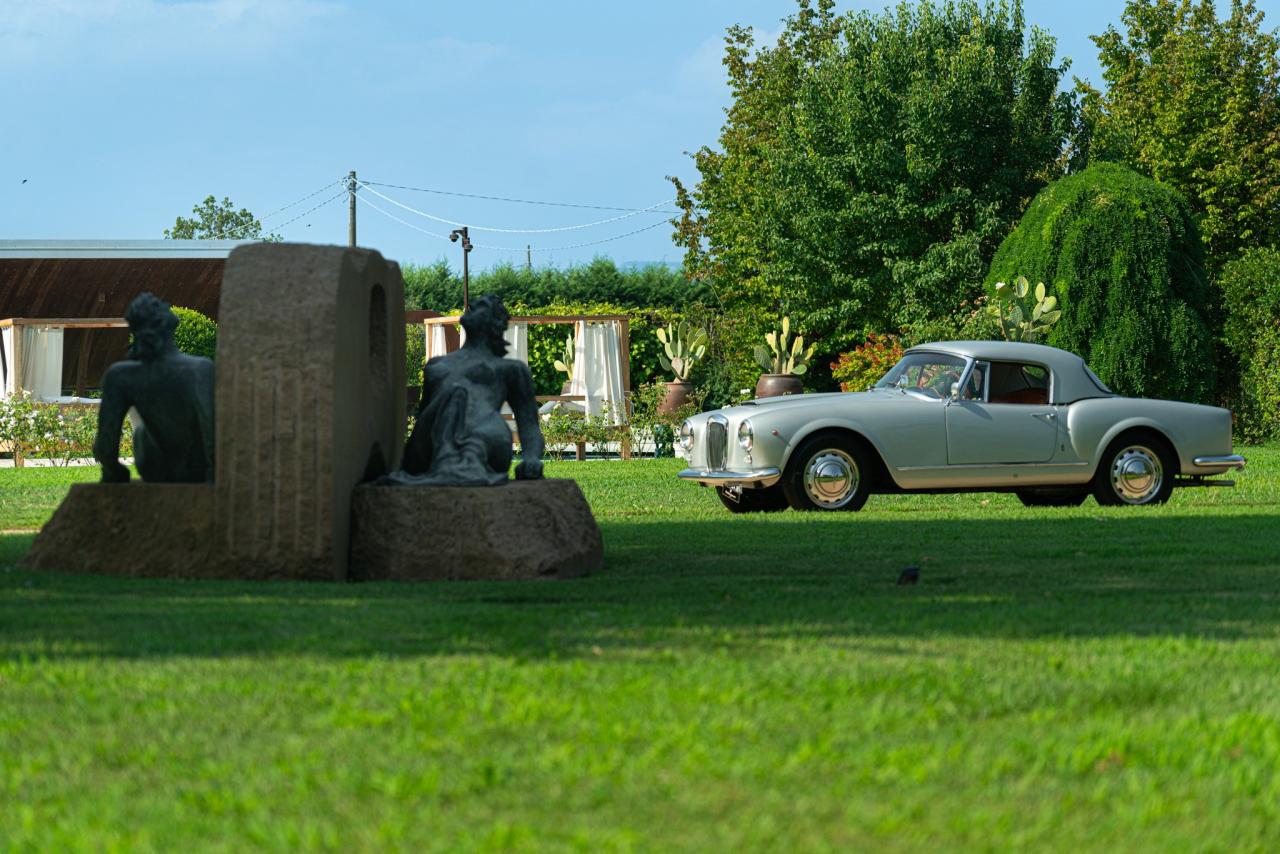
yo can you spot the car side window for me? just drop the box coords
[961,362,988,400]
[988,362,1050,405]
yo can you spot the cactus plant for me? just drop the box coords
[656,321,708,382]
[553,334,575,383]
[754,316,817,375]
[991,276,1061,343]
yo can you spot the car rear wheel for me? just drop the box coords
[780,434,871,512]
[716,484,789,513]
[1092,434,1176,506]
[1016,489,1089,507]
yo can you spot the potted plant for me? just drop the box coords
[553,334,575,394]
[753,316,815,398]
[656,321,708,414]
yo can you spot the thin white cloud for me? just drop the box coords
[0,0,343,67]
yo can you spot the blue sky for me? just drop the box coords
[2,0,1275,271]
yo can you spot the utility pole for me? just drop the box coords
[526,244,532,272]
[347,170,357,247]
[450,226,473,309]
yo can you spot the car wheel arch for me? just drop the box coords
[1089,424,1179,481]
[781,424,896,491]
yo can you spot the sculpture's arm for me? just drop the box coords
[93,366,133,483]
[508,362,544,479]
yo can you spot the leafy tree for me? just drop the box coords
[1079,0,1280,267]
[164,196,280,241]
[987,162,1216,404]
[672,0,1076,386]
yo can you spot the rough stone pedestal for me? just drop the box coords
[22,483,220,578]
[350,479,602,581]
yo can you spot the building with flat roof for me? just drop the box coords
[0,239,251,394]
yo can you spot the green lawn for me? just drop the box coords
[2,450,1279,851]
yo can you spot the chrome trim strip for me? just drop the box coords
[1193,454,1246,470]
[895,461,1090,471]
[678,467,782,487]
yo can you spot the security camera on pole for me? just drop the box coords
[450,226,472,310]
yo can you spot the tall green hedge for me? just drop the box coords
[1219,248,1280,441]
[986,163,1215,403]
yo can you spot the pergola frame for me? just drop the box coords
[1,317,130,400]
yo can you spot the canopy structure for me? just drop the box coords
[0,240,249,396]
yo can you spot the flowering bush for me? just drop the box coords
[0,393,125,465]
[830,333,906,392]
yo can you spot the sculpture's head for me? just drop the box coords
[460,295,511,357]
[125,292,180,362]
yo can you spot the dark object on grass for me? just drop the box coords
[897,565,920,586]
[93,293,215,483]
[385,295,545,486]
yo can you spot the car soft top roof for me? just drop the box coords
[906,340,1113,404]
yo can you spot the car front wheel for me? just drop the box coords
[780,434,872,512]
[1092,435,1176,506]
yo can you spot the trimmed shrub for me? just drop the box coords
[171,307,217,360]
[986,162,1216,404]
[831,333,905,392]
[1219,248,1280,441]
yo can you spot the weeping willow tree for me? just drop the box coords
[986,162,1215,404]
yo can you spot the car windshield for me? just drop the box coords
[875,352,968,399]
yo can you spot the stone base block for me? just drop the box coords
[350,479,602,581]
[21,483,222,578]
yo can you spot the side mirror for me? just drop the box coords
[949,382,961,401]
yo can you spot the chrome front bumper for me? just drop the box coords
[678,467,782,488]
[1193,454,1246,470]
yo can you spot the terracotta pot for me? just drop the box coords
[658,380,694,415]
[755,373,803,398]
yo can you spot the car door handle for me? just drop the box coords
[1032,412,1056,420]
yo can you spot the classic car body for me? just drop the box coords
[678,341,1245,511]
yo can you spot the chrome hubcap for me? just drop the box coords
[1110,445,1163,504]
[804,450,859,508]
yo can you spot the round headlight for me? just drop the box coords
[678,420,694,451]
[737,418,753,451]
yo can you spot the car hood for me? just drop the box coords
[715,389,894,418]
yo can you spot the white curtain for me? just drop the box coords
[0,326,14,398]
[425,322,467,361]
[567,320,625,425]
[503,321,528,363]
[19,326,64,401]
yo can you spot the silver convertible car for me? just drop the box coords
[678,341,1245,512]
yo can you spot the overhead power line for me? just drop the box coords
[361,179,681,214]
[355,193,671,253]
[355,181,674,234]
[260,178,346,222]
[269,189,348,232]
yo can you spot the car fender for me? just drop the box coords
[780,417,906,487]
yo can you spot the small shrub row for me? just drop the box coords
[0,393,131,465]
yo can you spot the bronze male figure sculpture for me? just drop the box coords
[388,295,544,485]
[94,293,215,483]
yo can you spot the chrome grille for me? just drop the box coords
[706,416,728,470]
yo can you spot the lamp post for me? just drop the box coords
[450,226,473,310]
